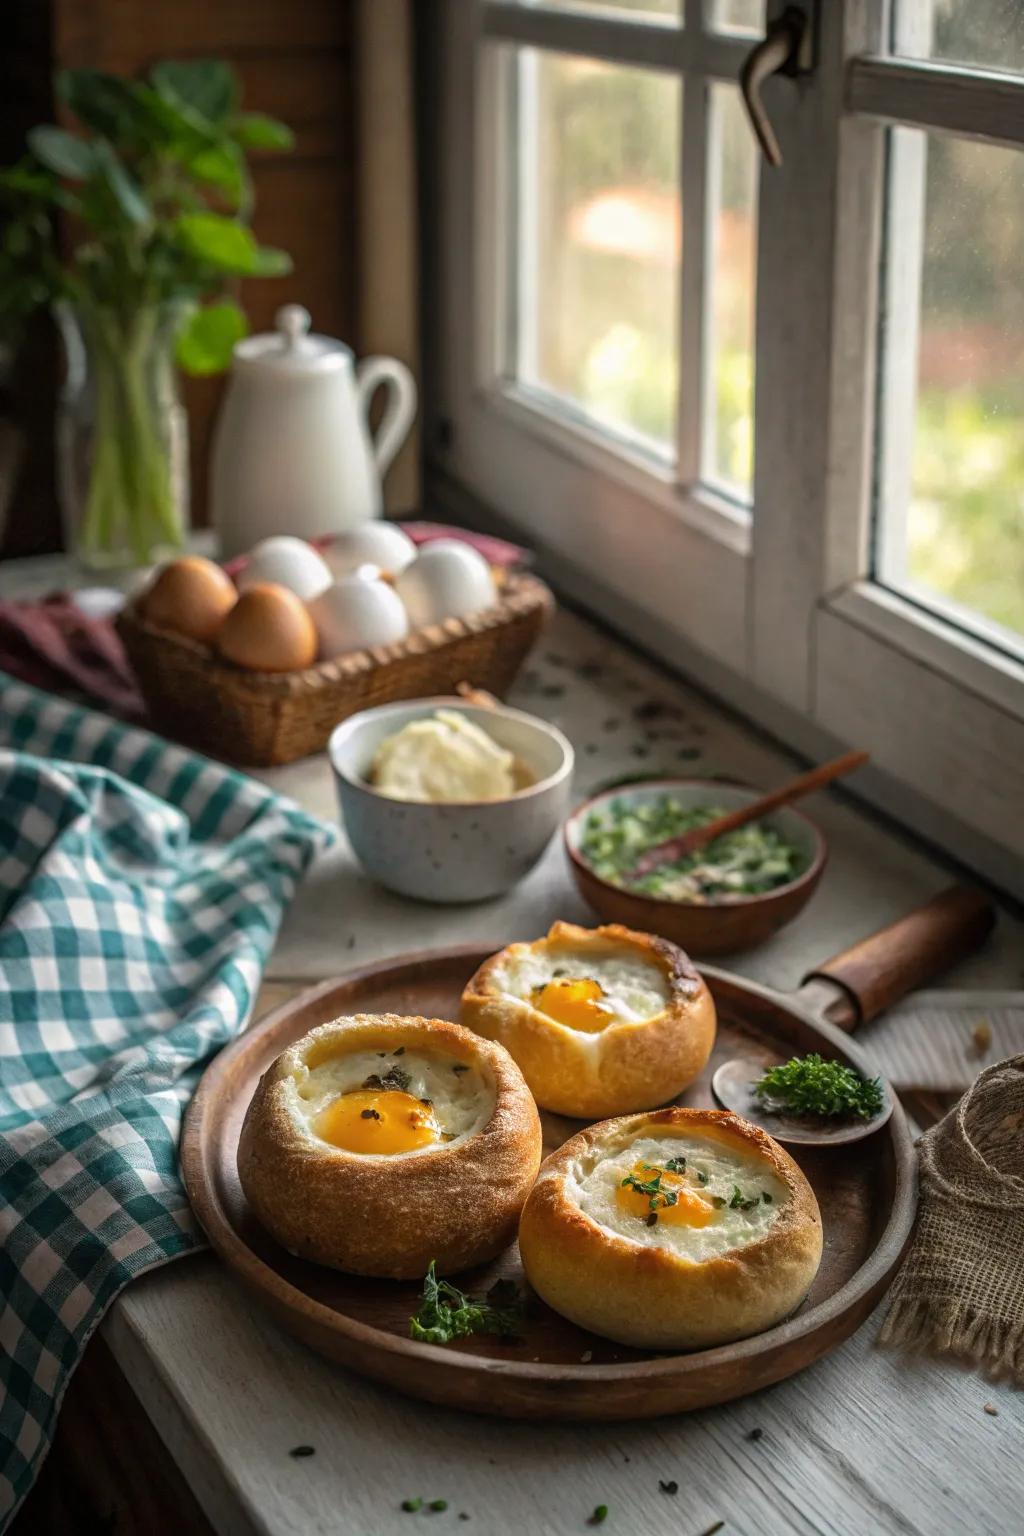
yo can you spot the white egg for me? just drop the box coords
[237,536,332,601]
[497,945,669,1025]
[309,575,409,658]
[291,1048,494,1155]
[573,1133,788,1259]
[393,540,496,628]
[326,523,417,579]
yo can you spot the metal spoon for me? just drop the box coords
[711,1055,895,1147]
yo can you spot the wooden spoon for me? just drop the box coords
[626,749,869,882]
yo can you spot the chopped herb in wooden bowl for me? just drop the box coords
[579,796,802,904]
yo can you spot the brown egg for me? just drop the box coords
[216,583,318,673]
[143,556,237,643]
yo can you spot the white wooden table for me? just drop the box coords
[9,560,1022,1536]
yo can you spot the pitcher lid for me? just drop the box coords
[232,305,352,372]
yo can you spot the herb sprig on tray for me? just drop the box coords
[409,1262,524,1345]
[753,1053,884,1121]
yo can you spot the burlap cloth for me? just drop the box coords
[880,1054,1024,1379]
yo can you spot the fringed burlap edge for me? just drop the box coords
[879,1296,1024,1383]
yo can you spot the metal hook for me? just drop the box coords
[739,6,810,168]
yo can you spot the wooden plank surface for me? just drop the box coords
[104,1257,1019,1536]
[82,601,1023,1536]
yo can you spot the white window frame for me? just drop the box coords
[427,0,1024,898]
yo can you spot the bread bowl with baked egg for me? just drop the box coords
[237,1014,542,1279]
[518,1106,823,1349]
[460,922,716,1118]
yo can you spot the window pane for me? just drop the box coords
[891,0,1024,75]
[703,82,757,498]
[514,52,681,453]
[709,0,765,36]
[515,0,680,18]
[876,129,1024,654]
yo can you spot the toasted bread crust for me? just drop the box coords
[237,1014,542,1279]
[460,922,717,1117]
[518,1106,823,1349]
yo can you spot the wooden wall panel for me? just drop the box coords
[0,3,60,558]
[1,0,355,552]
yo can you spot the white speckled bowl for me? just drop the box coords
[328,697,574,903]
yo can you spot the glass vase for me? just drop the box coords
[56,302,189,570]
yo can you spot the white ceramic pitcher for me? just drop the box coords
[211,305,417,557]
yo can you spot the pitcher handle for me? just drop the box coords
[355,355,417,480]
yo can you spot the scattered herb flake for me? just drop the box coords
[621,1168,679,1213]
[588,1506,609,1526]
[360,1107,381,1120]
[409,1261,524,1345]
[394,1045,406,1055]
[746,1426,764,1442]
[402,1497,423,1512]
[728,1185,761,1212]
[664,1156,686,1173]
[753,1054,884,1122]
[430,1499,449,1512]
[288,1445,315,1458]
[698,1523,725,1536]
[762,1192,772,1204]
[658,1479,679,1495]
[362,1064,411,1093]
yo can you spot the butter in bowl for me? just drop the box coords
[328,697,574,902]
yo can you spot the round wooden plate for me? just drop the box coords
[182,943,917,1420]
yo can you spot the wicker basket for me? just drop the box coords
[116,571,554,767]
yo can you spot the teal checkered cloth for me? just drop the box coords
[0,673,334,1530]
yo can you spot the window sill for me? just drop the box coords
[822,582,1024,722]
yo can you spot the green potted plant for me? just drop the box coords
[0,60,294,568]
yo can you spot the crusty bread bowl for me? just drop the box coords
[518,1105,823,1349]
[460,921,716,1118]
[238,1013,542,1279]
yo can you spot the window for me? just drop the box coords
[429,0,1024,894]
[876,129,1024,659]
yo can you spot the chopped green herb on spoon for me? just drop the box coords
[753,1054,884,1121]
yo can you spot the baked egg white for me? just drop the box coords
[570,1132,787,1260]
[494,943,669,1034]
[290,1047,494,1157]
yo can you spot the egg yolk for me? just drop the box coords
[315,1090,441,1155]
[532,977,616,1033]
[616,1162,715,1228]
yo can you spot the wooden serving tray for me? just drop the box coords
[181,888,992,1420]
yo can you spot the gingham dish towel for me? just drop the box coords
[0,673,334,1530]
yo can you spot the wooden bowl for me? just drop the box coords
[564,778,827,957]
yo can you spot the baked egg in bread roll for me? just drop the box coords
[518,1107,823,1349]
[460,922,716,1118]
[237,1014,542,1279]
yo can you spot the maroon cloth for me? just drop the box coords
[0,592,145,720]
[0,523,530,720]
